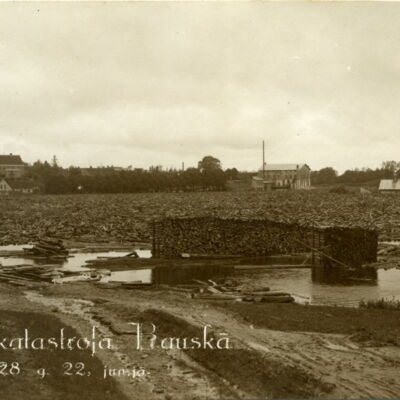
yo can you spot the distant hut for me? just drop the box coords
[379,169,400,193]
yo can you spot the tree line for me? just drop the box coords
[24,156,400,194]
[25,156,239,195]
[311,161,400,186]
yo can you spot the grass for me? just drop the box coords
[359,297,400,310]
[215,302,400,346]
[0,310,128,400]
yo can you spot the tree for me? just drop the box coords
[224,168,239,180]
[182,168,202,191]
[51,155,59,168]
[311,167,337,185]
[197,156,221,173]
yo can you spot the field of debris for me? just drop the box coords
[1,190,400,246]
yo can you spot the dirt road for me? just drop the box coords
[5,282,397,400]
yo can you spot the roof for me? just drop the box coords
[259,163,309,171]
[379,179,400,191]
[0,155,24,165]
[5,179,36,189]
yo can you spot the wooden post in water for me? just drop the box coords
[152,220,157,258]
[312,229,315,265]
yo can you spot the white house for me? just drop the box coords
[379,179,400,193]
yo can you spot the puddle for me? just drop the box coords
[0,257,35,267]
[135,249,152,259]
[0,244,33,251]
[99,269,152,284]
[60,252,131,272]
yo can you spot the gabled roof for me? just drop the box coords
[379,179,400,191]
[5,179,35,189]
[259,163,309,171]
[0,178,12,188]
[0,155,25,165]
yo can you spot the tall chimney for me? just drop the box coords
[262,140,265,179]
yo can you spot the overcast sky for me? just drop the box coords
[1,2,400,173]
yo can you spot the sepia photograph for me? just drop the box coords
[1,1,400,399]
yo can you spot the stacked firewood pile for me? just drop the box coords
[321,227,378,268]
[153,217,310,258]
[24,238,69,257]
[153,217,378,269]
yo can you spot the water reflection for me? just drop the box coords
[236,267,400,307]
[312,265,378,285]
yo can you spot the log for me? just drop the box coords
[235,264,313,270]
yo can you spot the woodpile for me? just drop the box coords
[0,264,62,286]
[321,227,378,268]
[153,217,377,269]
[24,238,69,257]
[153,217,310,258]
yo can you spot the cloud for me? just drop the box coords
[0,2,400,173]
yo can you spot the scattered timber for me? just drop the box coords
[24,238,69,258]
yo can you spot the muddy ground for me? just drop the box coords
[1,282,400,400]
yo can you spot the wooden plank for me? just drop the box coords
[235,264,313,270]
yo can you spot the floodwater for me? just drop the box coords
[0,247,151,268]
[2,244,400,306]
[236,267,400,307]
[0,244,32,251]
[100,269,152,284]
[0,246,152,284]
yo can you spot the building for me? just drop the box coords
[251,176,273,191]
[0,154,26,179]
[379,179,400,193]
[0,178,37,194]
[252,163,311,190]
